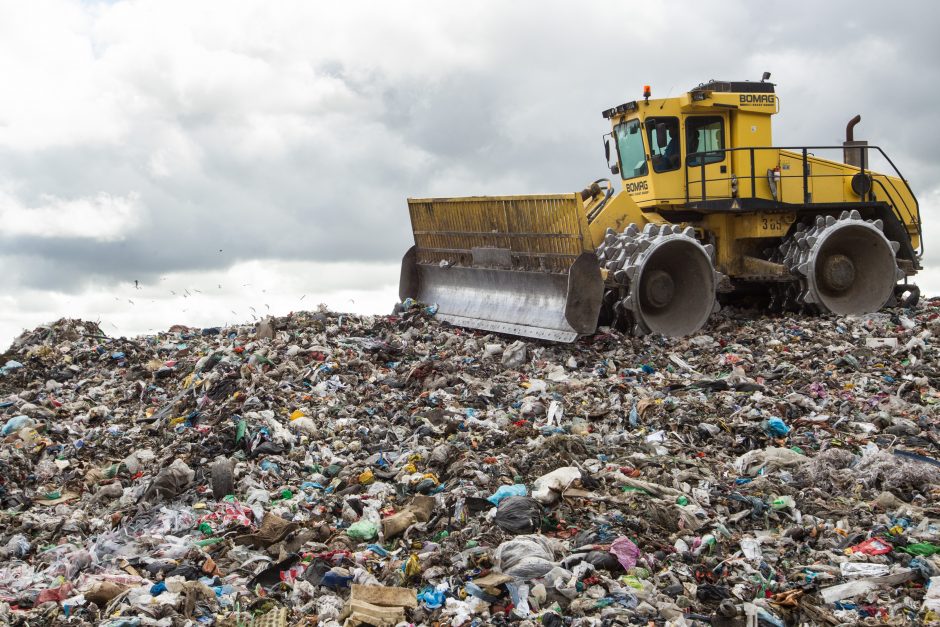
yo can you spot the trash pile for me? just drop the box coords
[1,300,940,626]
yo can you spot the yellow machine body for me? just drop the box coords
[400,79,923,340]
[592,87,920,278]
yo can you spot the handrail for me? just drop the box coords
[681,144,922,257]
[871,177,924,259]
[868,171,920,237]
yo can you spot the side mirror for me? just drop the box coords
[604,138,610,162]
[610,163,620,176]
[656,123,668,149]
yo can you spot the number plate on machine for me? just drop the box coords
[738,212,796,236]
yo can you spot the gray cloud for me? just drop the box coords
[0,0,937,315]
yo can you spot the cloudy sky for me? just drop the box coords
[1,0,938,349]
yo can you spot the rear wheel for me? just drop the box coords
[776,210,903,314]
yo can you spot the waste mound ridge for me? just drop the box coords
[1,300,939,625]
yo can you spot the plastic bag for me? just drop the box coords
[494,496,542,534]
[494,535,555,579]
[141,459,194,504]
[2,535,29,558]
[840,562,890,578]
[849,537,893,555]
[761,417,791,437]
[903,543,940,556]
[1,415,33,435]
[505,582,531,617]
[487,484,527,506]
[501,340,527,367]
[733,447,806,476]
[581,550,623,572]
[609,537,640,570]
[346,520,378,541]
[532,467,581,505]
[418,585,446,609]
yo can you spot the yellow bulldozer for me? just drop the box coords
[399,74,923,342]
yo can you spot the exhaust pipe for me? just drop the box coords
[843,114,867,169]
[845,114,861,142]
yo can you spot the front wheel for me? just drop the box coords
[595,223,719,336]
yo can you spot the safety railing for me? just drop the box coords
[682,145,922,257]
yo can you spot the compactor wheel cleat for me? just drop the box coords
[776,210,904,315]
[595,223,720,336]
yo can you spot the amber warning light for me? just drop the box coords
[643,85,651,100]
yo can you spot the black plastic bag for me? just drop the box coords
[494,496,542,534]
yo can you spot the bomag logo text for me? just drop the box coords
[626,180,649,194]
[739,94,776,106]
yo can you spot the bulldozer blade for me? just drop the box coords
[400,248,603,343]
[399,194,603,343]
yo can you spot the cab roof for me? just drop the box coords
[602,79,776,119]
[691,80,775,94]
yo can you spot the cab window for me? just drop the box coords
[614,119,648,179]
[646,117,680,173]
[686,116,725,166]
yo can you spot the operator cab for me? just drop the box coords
[603,79,777,209]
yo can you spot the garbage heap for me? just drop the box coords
[1,300,940,627]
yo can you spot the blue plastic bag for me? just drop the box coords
[487,484,527,506]
[762,417,790,437]
[2,415,31,436]
[417,586,445,609]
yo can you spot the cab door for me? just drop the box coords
[685,114,731,202]
[644,116,685,206]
